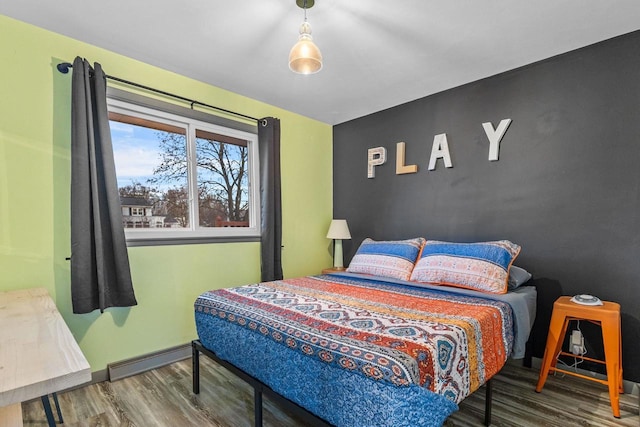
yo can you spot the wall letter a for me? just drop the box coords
[428,134,453,171]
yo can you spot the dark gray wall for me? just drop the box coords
[333,31,640,381]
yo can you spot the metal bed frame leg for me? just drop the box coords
[254,388,263,427]
[192,340,200,394]
[192,339,332,427]
[193,339,263,427]
[484,379,492,426]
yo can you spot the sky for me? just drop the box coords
[110,120,185,193]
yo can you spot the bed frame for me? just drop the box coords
[192,339,494,427]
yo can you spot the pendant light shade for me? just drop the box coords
[289,0,323,74]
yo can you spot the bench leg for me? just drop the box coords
[40,395,56,427]
[52,393,63,424]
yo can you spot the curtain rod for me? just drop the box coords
[56,62,259,123]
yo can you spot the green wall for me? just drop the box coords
[0,15,333,372]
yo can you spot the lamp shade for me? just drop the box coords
[326,219,351,240]
[289,21,323,74]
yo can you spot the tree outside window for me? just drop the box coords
[108,99,259,242]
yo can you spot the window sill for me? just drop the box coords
[125,234,260,247]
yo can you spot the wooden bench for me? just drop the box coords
[0,288,91,426]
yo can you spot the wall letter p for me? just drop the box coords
[368,147,387,178]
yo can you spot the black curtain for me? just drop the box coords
[258,117,283,282]
[70,56,137,314]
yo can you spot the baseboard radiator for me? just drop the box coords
[107,343,192,382]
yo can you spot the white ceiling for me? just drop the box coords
[2,1,640,125]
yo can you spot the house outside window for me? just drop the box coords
[107,95,260,245]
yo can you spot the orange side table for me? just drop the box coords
[535,296,623,417]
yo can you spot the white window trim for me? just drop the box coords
[107,98,261,245]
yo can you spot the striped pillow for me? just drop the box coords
[409,240,521,294]
[347,238,425,281]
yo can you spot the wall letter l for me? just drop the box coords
[396,142,418,175]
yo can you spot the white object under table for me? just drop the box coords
[0,287,91,426]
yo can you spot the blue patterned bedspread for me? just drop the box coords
[195,274,516,427]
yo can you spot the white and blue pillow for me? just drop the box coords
[409,240,521,294]
[347,237,425,281]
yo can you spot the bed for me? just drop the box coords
[192,238,537,427]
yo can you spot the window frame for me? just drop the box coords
[107,93,261,246]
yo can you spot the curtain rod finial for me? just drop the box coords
[57,62,72,74]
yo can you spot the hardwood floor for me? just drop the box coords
[22,357,638,426]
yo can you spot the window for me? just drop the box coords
[108,97,260,244]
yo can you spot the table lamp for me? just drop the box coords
[326,219,351,269]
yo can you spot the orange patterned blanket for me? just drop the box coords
[195,273,513,403]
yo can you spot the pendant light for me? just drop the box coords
[289,0,323,74]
